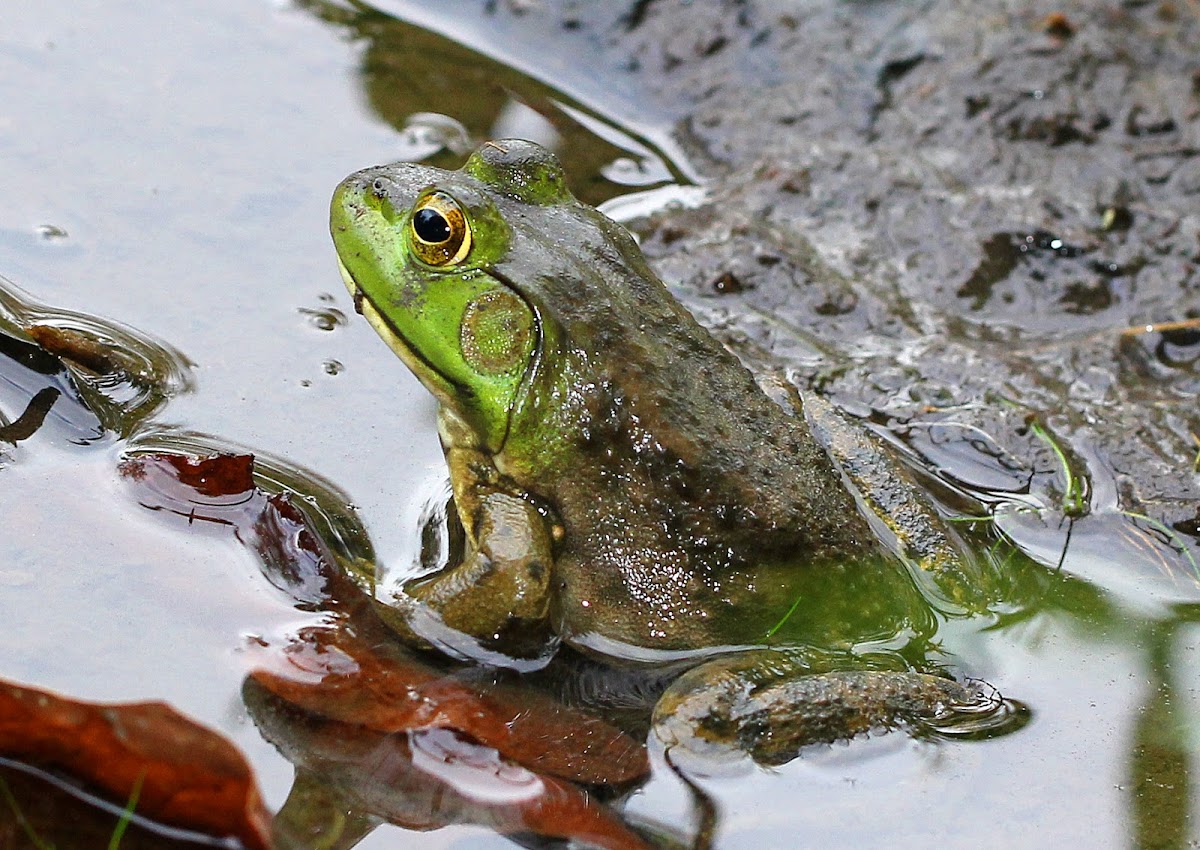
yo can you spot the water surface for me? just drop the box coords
[2,2,1198,848]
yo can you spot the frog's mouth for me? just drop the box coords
[336,258,371,325]
[336,257,456,404]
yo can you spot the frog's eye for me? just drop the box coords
[409,191,472,267]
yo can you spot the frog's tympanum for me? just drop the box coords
[330,140,1011,763]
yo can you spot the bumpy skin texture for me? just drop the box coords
[653,649,999,764]
[331,140,1002,755]
[484,182,884,651]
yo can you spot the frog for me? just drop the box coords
[329,139,1012,764]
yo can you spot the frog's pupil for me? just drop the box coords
[414,208,451,243]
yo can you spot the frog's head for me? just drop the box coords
[331,139,657,457]
[331,140,570,452]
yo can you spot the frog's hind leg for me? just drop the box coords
[652,649,1024,767]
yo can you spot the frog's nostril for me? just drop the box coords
[371,178,387,196]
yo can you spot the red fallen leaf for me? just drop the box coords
[0,679,272,849]
[151,452,256,499]
[248,626,648,787]
[247,492,344,607]
[119,452,341,607]
[248,684,655,850]
[119,452,256,505]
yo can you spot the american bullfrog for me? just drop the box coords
[329,139,1010,762]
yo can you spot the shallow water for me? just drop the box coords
[2,2,1199,849]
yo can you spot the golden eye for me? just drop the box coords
[409,191,472,266]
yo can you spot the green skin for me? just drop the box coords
[330,140,1003,760]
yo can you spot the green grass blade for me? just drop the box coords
[0,774,55,850]
[764,594,804,639]
[107,773,145,850]
[1027,419,1086,516]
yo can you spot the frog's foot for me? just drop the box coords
[369,489,558,665]
[652,649,1026,767]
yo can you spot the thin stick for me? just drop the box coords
[1117,318,1200,338]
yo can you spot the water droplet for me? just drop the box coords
[36,224,68,241]
[323,359,343,376]
[297,306,346,331]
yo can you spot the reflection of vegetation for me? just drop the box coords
[1122,512,1200,582]
[1129,624,1192,850]
[294,0,691,206]
[300,0,530,150]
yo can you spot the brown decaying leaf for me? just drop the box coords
[119,452,337,606]
[0,680,272,849]
[249,626,649,787]
[252,684,656,850]
[119,452,256,504]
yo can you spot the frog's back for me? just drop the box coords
[488,199,881,654]
[495,200,873,556]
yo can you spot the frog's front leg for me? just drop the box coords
[652,650,1017,767]
[374,440,557,657]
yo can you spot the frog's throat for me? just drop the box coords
[336,257,459,407]
[337,258,537,455]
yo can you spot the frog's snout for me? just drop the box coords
[330,174,370,229]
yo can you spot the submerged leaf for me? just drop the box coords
[119,452,341,607]
[248,626,648,787]
[0,678,272,849]
[0,324,104,445]
[0,275,193,435]
[247,677,654,850]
